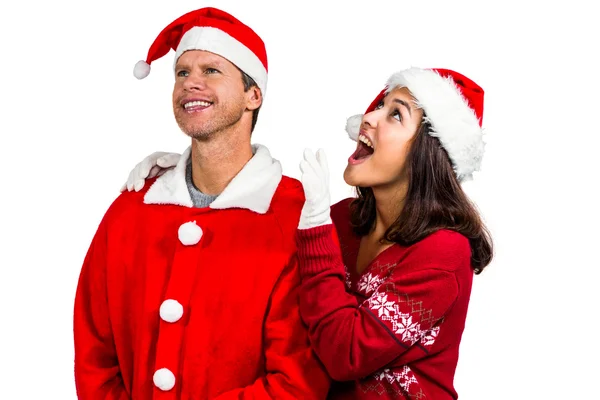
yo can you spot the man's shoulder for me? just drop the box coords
[264,176,304,237]
[271,179,355,214]
[271,175,305,211]
[102,177,158,224]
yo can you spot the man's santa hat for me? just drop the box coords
[133,7,268,96]
[346,67,485,181]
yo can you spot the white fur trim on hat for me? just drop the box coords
[134,60,151,79]
[345,114,362,141]
[174,26,267,96]
[386,68,484,181]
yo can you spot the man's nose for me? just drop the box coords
[183,70,207,91]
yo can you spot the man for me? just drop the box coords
[73,7,330,399]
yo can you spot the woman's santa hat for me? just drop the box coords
[133,7,268,96]
[346,67,485,181]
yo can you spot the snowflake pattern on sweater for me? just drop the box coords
[358,272,385,294]
[361,366,425,399]
[368,291,424,345]
[345,267,352,290]
[355,263,442,350]
[353,263,443,397]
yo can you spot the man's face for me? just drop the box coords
[172,50,256,140]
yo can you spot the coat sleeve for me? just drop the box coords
[296,224,460,382]
[212,255,331,400]
[73,217,129,400]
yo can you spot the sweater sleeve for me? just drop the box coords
[73,218,129,400]
[212,255,331,400]
[296,224,460,382]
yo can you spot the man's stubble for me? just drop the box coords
[174,96,247,142]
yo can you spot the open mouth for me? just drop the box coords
[183,100,213,112]
[350,134,374,163]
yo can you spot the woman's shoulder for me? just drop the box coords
[330,197,354,220]
[331,197,355,214]
[329,197,359,249]
[400,230,471,273]
[421,229,470,250]
[330,197,355,231]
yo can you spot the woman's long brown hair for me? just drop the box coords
[349,120,493,274]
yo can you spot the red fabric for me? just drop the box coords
[296,198,474,399]
[433,68,484,126]
[74,177,330,399]
[145,7,267,70]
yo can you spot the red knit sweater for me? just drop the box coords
[296,198,473,399]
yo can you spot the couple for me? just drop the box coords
[74,6,493,400]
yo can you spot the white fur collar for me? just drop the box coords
[144,144,283,214]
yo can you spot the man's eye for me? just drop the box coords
[177,70,189,77]
[205,68,219,74]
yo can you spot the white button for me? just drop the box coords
[178,221,202,245]
[159,299,183,323]
[153,368,175,391]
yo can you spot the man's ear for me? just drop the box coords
[245,86,262,111]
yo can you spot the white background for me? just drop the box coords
[1,0,598,398]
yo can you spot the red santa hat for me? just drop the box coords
[133,7,268,96]
[346,67,485,181]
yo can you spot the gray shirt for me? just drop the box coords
[185,159,219,208]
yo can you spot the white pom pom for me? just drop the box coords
[159,299,184,323]
[133,60,151,79]
[153,368,176,391]
[177,221,202,245]
[345,114,363,141]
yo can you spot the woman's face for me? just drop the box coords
[344,86,424,189]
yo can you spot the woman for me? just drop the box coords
[124,67,493,399]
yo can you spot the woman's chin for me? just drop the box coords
[344,165,367,188]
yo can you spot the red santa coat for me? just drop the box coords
[74,144,330,399]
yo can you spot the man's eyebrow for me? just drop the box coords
[174,62,188,70]
[175,61,224,70]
